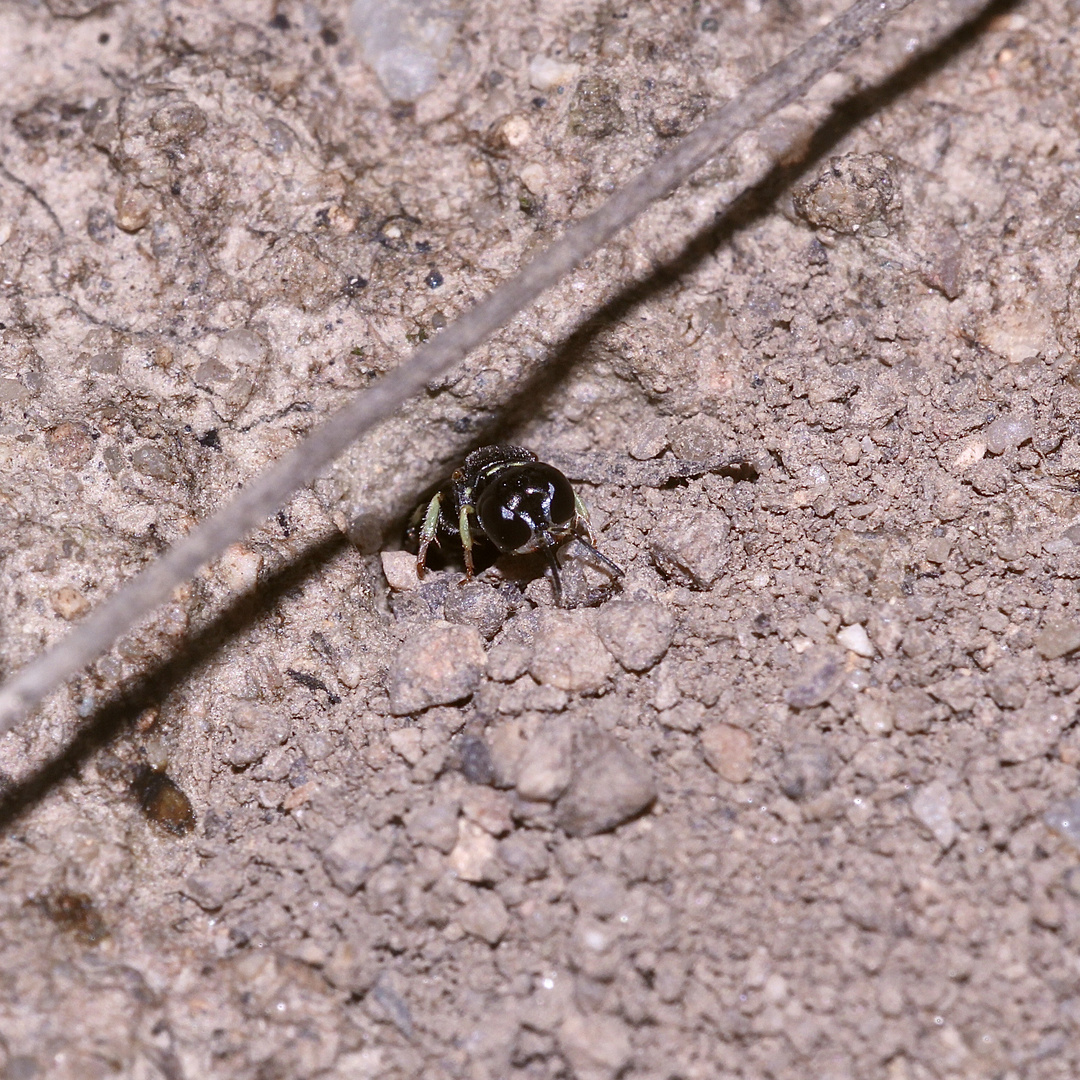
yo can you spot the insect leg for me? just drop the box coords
[572,491,597,544]
[415,492,443,576]
[459,503,476,579]
[542,544,564,606]
[571,492,624,576]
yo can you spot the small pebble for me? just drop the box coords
[486,638,532,683]
[370,972,415,1040]
[855,697,893,736]
[785,647,846,709]
[485,720,528,787]
[890,687,936,734]
[910,780,956,849]
[792,152,900,235]
[836,623,874,658]
[568,871,625,919]
[321,824,391,895]
[405,801,460,853]
[51,586,90,621]
[496,833,549,880]
[669,415,726,461]
[556,734,657,836]
[628,419,669,460]
[528,54,579,90]
[648,510,730,589]
[567,75,626,139]
[387,621,486,714]
[1035,620,1080,660]
[998,699,1073,764]
[985,414,1033,455]
[1045,797,1080,850]
[388,727,424,765]
[458,889,509,945]
[131,443,176,482]
[381,550,420,591]
[448,820,502,884]
[700,723,754,783]
[443,581,510,640]
[515,718,574,802]
[596,600,676,672]
[528,611,613,693]
[558,1012,633,1080]
[970,459,1008,496]
[349,0,464,101]
[987,668,1026,710]
[46,421,95,469]
[323,939,379,996]
[657,700,704,733]
[461,786,513,836]
[183,856,242,911]
[458,734,497,785]
[776,743,834,801]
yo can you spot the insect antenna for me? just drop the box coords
[575,538,624,579]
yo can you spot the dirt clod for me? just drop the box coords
[387,622,487,714]
[596,599,676,671]
[700,723,755,783]
[648,509,731,588]
[528,610,614,692]
[320,824,392,896]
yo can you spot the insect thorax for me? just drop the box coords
[454,444,538,509]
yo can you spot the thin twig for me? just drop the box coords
[0,0,919,734]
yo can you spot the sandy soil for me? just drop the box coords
[2,0,1080,1077]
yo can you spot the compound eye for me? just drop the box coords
[478,490,534,552]
[536,465,576,527]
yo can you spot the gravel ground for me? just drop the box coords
[3,0,1080,1078]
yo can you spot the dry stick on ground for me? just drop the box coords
[0,0,924,735]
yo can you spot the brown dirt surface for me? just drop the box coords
[3,0,1080,1078]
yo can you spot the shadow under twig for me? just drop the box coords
[0,531,349,831]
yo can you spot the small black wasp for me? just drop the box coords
[407,444,623,603]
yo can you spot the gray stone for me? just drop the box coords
[985,414,1033,455]
[496,833,550,881]
[556,733,656,837]
[1035,620,1080,660]
[891,687,937,734]
[568,871,624,919]
[183,856,242,911]
[998,699,1073,764]
[777,742,835,802]
[558,1012,633,1080]
[458,889,509,945]
[786,647,845,709]
[405,800,460,853]
[443,580,510,640]
[516,718,574,802]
